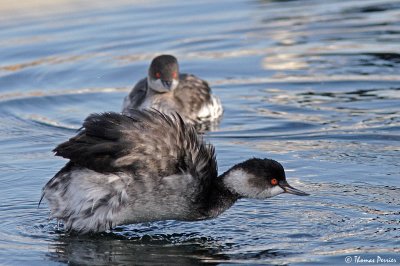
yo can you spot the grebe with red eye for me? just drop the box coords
[122,55,223,127]
[41,110,308,234]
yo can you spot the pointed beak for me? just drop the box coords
[279,180,309,196]
[161,80,173,90]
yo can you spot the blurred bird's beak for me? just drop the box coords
[279,180,309,196]
[162,80,173,90]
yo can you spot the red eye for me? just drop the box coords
[271,178,278,186]
[172,72,177,78]
[155,72,161,78]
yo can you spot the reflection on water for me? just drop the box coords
[1,0,399,265]
[48,233,225,265]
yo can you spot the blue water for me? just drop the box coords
[0,0,399,265]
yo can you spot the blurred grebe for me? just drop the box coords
[122,55,223,125]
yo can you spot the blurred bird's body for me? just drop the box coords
[122,55,223,126]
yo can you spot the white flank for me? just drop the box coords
[43,169,131,233]
[43,169,203,232]
[197,95,223,122]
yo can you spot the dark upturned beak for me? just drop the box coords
[162,80,173,90]
[279,180,309,196]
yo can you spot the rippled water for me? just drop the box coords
[1,0,399,265]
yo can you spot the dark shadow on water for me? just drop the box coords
[368,53,400,64]
[343,2,400,14]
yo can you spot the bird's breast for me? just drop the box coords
[122,173,205,223]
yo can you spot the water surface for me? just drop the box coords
[0,0,399,265]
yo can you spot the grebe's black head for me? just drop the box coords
[148,55,179,92]
[222,158,309,199]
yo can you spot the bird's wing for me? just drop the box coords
[54,110,217,179]
[175,74,211,111]
[122,78,147,111]
[175,74,223,123]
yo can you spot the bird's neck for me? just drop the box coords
[145,80,158,95]
[204,172,241,218]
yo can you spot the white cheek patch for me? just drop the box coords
[223,169,285,199]
[148,78,179,92]
[148,78,168,92]
[256,185,284,199]
[224,169,255,197]
[170,79,179,91]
